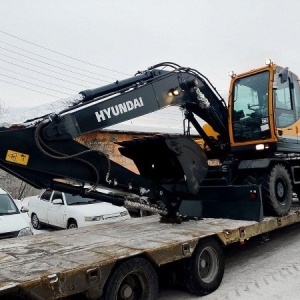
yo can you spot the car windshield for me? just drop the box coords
[0,193,19,215]
[64,193,100,205]
[232,71,271,142]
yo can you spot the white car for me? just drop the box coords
[28,189,131,229]
[0,188,33,239]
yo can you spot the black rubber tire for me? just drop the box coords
[259,164,292,216]
[67,220,78,229]
[183,237,224,296]
[102,257,158,300]
[31,213,41,230]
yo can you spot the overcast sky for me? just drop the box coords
[0,0,299,110]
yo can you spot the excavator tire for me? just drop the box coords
[259,164,292,216]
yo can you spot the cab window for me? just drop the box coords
[275,70,296,128]
[275,80,292,110]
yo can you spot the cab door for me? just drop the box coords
[290,72,300,143]
[274,68,299,151]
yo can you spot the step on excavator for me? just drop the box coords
[1,60,299,222]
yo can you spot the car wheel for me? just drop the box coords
[31,213,41,230]
[67,220,78,229]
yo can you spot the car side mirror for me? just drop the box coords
[20,206,29,213]
[52,199,64,205]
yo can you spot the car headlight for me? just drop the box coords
[120,211,129,217]
[85,216,104,221]
[18,227,33,237]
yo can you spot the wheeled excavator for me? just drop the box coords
[0,60,299,222]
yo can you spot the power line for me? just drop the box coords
[0,45,112,83]
[0,52,101,86]
[0,66,78,92]
[0,40,118,80]
[0,30,129,76]
[0,73,71,95]
[0,78,58,98]
[0,30,131,105]
[0,57,91,88]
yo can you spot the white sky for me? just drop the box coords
[0,0,299,111]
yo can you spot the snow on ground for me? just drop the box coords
[158,223,300,300]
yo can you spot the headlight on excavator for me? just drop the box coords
[265,58,273,66]
[167,87,182,97]
[255,144,269,150]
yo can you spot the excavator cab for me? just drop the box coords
[229,61,300,155]
[225,61,300,217]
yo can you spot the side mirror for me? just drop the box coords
[20,206,29,213]
[279,67,289,84]
[52,199,64,205]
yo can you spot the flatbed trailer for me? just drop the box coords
[1,208,300,300]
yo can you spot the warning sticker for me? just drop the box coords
[6,150,29,166]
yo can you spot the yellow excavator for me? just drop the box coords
[0,60,299,222]
[198,59,300,217]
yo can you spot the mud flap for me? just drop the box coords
[179,184,264,221]
[118,135,208,194]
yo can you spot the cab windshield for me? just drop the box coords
[232,71,271,142]
[0,193,19,215]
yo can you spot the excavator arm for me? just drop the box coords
[0,62,229,217]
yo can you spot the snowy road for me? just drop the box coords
[158,223,300,300]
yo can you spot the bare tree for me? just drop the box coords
[0,100,9,118]
[0,100,38,198]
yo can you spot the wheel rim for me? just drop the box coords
[198,246,219,283]
[117,272,148,300]
[32,214,39,228]
[276,177,287,204]
[68,223,77,229]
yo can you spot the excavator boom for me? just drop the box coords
[0,62,230,218]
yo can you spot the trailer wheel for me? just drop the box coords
[260,164,292,216]
[31,213,41,230]
[183,237,224,296]
[102,257,158,300]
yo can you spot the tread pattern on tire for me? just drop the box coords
[31,213,41,230]
[102,257,158,300]
[183,237,225,296]
[259,164,292,216]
